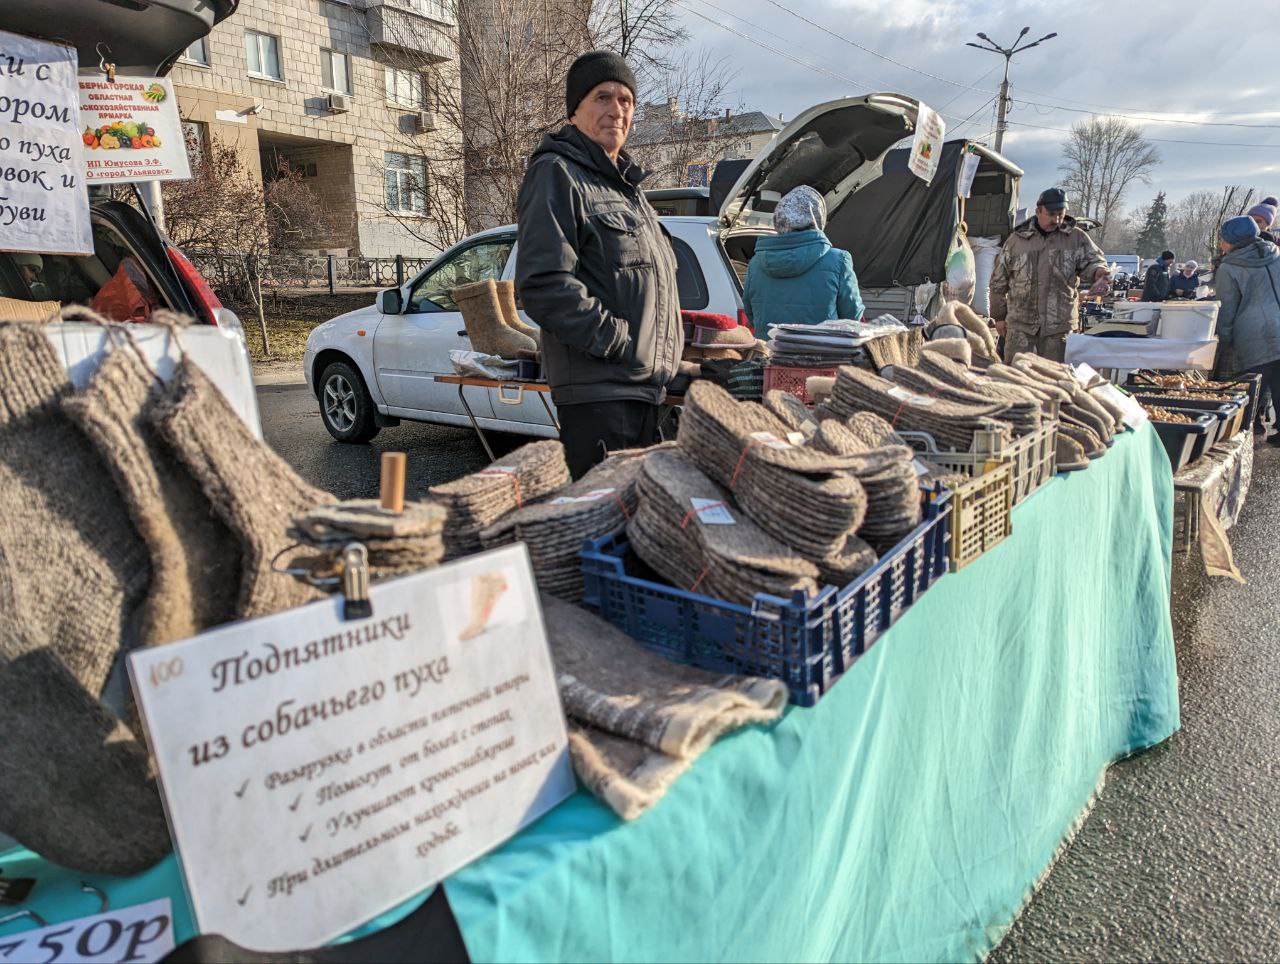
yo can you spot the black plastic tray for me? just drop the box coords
[1132,395,1237,461]
[1146,413,1216,472]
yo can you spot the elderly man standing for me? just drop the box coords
[516,51,681,479]
[989,188,1110,362]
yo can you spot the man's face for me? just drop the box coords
[19,264,39,285]
[570,81,634,160]
[1036,204,1066,232]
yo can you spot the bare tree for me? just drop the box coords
[163,145,333,352]
[1165,189,1244,266]
[1059,117,1160,245]
[627,52,742,188]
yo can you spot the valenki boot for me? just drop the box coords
[495,279,541,342]
[64,344,241,645]
[148,356,333,619]
[452,280,536,359]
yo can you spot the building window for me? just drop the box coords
[244,30,282,81]
[384,152,427,214]
[181,38,209,65]
[181,120,207,167]
[384,66,425,107]
[321,48,352,94]
[387,0,454,24]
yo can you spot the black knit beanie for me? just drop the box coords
[566,51,637,118]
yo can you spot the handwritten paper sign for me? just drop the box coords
[129,546,574,952]
[79,76,190,182]
[908,102,945,185]
[0,30,92,255]
[0,899,175,964]
[958,149,981,198]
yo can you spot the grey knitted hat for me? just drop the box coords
[773,185,827,233]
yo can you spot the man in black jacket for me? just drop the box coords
[1141,250,1176,302]
[516,51,682,479]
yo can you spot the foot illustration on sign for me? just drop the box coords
[458,571,509,641]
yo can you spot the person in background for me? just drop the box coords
[1142,250,1176,302]
[989,187,1109,362]
[1170,259,1200,299]
[12,254,48,299]
[1247,197,1278,244]
[742,185,864,337]
[1214,215,1280,441]
[516,51,681,480]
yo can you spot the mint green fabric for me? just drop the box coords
[0,426,1178,962]
[443,424,1179,962]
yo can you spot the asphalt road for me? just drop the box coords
[259,376,1280,961]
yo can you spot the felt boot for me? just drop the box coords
[452,280,536,359]
[64,346,241,646]
[148,358,333,619]
[0,322,149,695]
[0,650,170,875]
[495,279,540,342]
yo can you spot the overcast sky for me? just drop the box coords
[675,0,1280,217]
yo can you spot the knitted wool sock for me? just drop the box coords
[148,358,333,619]
[0,322,149,695]
[495,279,541,342]
[453,280,536,359]
[64,347,241,645]
[0,649,170,875]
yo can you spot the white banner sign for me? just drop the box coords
[79,76,190,182]
[908,103,946,185]
[0,30,92,255]
[0,899,175,963]
[129,545,574,952]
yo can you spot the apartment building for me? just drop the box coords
[629,101,783,190]
[172,0,458,257]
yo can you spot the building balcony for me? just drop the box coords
[358,1,456,61]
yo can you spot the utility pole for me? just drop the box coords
[966,27,1057,154]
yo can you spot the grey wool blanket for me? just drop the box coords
[541,595,787,821]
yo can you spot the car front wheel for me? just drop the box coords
[319,360,380,443]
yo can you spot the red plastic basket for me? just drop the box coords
[763,364,839,405]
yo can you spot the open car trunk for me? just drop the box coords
[718,96,1021,308]
[6,0,237,75]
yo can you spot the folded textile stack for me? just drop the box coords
[541,595,787,821]
[983,364,1090,469]
[1009,354,1116,458]
[764,389,819,437]
[935,301,1000,361]
[628,448,819,606]
[479,453,643,601]
[824,364,1013,452]
[766,315,906,367]
[908,355,1043,436]
[863,327,924,371]
[921,337,972,367]
[677,381,868,559]
[807,418,922,552]
[292,499,447,579]
[428,440,570,558]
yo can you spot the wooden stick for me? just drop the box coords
[380,452,407,513]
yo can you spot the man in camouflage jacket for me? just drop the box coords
[989,188,1110,362]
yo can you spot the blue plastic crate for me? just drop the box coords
[580,492,953,706]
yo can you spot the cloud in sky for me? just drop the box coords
[674,0,1280,217]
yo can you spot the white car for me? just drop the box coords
[304,217,745,442]
[304,93,1021,443]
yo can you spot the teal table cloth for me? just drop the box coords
[0,425,1179,962]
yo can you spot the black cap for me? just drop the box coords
[565,51,637,118]
[1036,187,1068,211]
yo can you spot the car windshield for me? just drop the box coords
[408,238,515,312]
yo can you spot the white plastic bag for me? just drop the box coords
[943,233,976,304]
[449,349,518,380]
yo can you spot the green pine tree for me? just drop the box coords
[1135,191,1170,258]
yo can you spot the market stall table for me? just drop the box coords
[1065,333,1218,377]
[1173,429,1254,554]
[0,427,1179,962]
[434,374,683,460]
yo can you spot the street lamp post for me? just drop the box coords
[966,27,1057,153]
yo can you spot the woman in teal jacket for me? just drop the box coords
[742,185,865,337]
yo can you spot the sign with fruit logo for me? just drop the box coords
[78,76,191,182]
[907,102,945,186]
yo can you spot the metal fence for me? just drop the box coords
[187,252,435,296]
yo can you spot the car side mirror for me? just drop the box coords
[377,288,403,314]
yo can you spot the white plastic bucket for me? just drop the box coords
[1112,302,1162,324]
[1157,301,1219,341]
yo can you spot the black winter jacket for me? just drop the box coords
[1142,261,1173,302]
[515,125,681,406]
